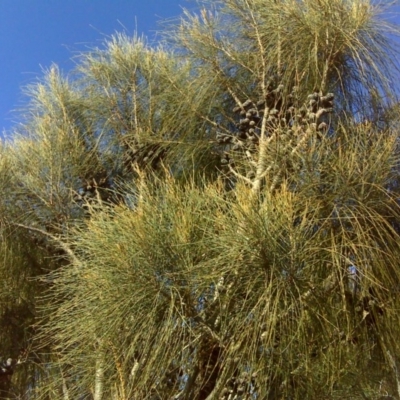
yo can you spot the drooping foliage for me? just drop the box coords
[1,0,400,399]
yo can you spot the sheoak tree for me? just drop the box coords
[2,0,400,399]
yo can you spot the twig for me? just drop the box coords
[11,223,79,265]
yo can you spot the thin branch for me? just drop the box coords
[11,223,79,265]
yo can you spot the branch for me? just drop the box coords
[11,223,80,265]
[228,165,253,185]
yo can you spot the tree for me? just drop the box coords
[1,0,400,398]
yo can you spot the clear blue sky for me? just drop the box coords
[1,1,400,135]
[0,0,197,134]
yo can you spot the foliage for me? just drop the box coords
[1,0,400,399]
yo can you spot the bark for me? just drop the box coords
[93,354,104,400]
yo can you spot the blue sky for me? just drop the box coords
[1,1,400,136]
[0,0,197,134]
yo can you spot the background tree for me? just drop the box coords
[1,0,400,398]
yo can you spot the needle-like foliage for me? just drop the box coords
[42,124,400,399]
[1,0,400,399]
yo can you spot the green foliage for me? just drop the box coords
[44,129,400,399]
[1,0,400,399]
